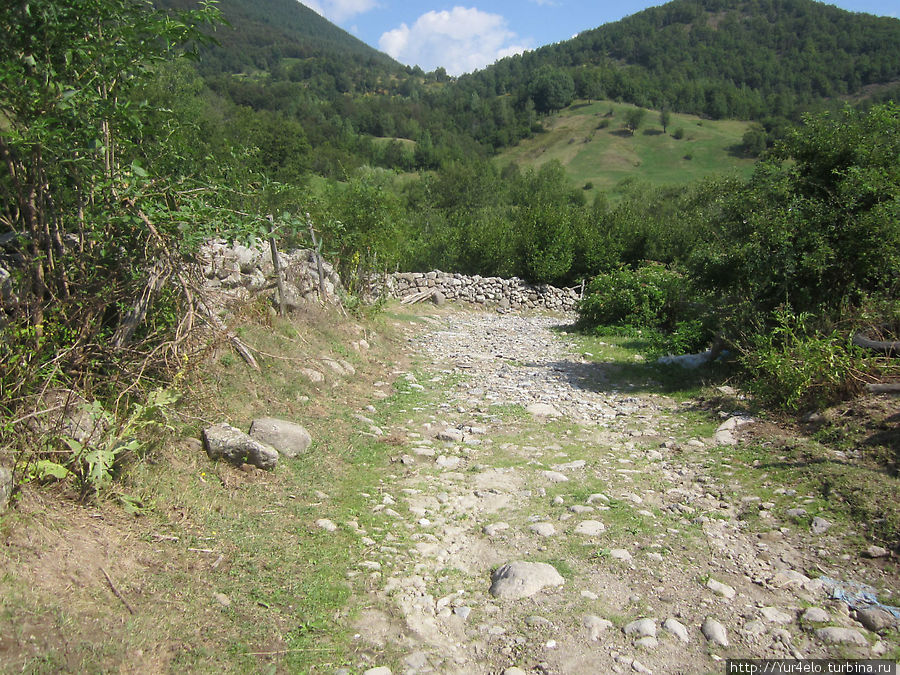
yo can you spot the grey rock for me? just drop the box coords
[701,618,729,647]
[454,606,471,620]
[436,455,461,469]
[663,617,690,643]
[484,522,510,536]
[865,545,889,559]
[801,607,830,624]
[624,618,657,638]
[489,561,565,600]
[524,615,553,627]
[760,606,793,624]
[610,549,633,562]
[362,668,392,675]
[707,578,736,599]
[202,423,278,470]
[815,626,868,646]
[527,403,561,417]
[542,470,569,483]
[856,607,896,633]
[30,389,110,446]
[249,417,311,458]
[811,516,832,534]
[631,660,652,675]
[529,522,556,537]
[786,507,808,521]
[584,614,614,640]
[502,669,527,675]
[298,368,325,384]
[743,620,766,635]
[436,428,464,443]
[574,520,606,536]
[635,636,658,649]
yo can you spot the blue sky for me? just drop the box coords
[300,0,899,75]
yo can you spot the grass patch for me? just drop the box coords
[497,99,755,201]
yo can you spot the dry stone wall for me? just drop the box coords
[196,240,580,313]
[380,271,580,312]
[198,239,343,308]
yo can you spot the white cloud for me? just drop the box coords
[379,6,530,76]
[299,0,378,23]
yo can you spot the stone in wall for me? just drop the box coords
[371,270,579,312]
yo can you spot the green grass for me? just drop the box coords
[498,99,756,200]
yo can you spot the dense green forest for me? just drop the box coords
[0,0,898,466]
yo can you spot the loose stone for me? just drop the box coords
[706,578,736,599]
[663,617,690,643]
[489,561,565,600]
[530,522,556,537]
[624,618,657,638]
[801,607,830,624]
[610,548,633,562]
[856,607,896,633]
[542,470,569,483]
[701,618,729,647]
[759,606,793,624]
[584,614,614,640]
[815,626,868,646]
[574,520,606,536]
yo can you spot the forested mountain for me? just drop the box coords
[147,0,900,174]
[450,0,900,148]
[154,0,401,78]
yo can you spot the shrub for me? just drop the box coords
[578,264,690,333]
[739,309,866,410]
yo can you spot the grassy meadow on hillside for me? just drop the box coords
[499,100,757,198]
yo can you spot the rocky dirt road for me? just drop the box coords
[338,309,898,674]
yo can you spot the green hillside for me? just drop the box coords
[498,100,756,197]
[153,0,401,76]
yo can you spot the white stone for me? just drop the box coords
[706,578,736,599]
[530,522,556,537]
[815,627,868,646]
[624,618,657,638]
[760,606,793,624]
[490,561,565,600]
[701,618,729,647]
[584,614,614,640]
[527,403,562,417]
[574,520,606,536]
[663,618,690,643]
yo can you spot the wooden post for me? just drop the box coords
[306,213,327,303]
[267,215,287,317]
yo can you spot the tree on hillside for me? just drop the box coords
[625,108,646,135]
[529,66,575,115]
[660,109,671,133]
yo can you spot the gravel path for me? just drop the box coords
[340,309,896,675]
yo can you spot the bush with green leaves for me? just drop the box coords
[739,309,867,411]
[578,265,675,330]
[690,103,900,323]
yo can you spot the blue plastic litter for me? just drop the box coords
[819,576,900,618]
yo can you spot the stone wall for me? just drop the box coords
[377,271,580,312]
[198,239,343,309]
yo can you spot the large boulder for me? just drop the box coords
[202,423,278,470]
[249,418,312,459]
[489,561,565,600]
